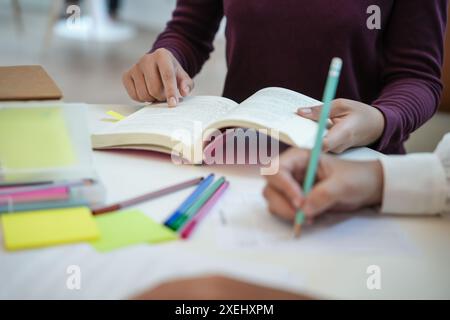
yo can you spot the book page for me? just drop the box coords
[210,87,322,147]
[101,96,238,139]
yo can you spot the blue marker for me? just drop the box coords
[164,174,215,227]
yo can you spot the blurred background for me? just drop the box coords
[0,0,449,153]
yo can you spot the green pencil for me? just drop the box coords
[294,57,343,237]
[170,177,226,231]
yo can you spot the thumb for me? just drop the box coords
[323,121,353,153]
[301,178,341,218]
[297,105,322,121]
[176,68,194,97]
[297,99,347,121]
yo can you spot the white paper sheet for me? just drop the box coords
[0,241,304,299]
[213,189,419,256]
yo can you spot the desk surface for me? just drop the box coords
[1,104,449,299]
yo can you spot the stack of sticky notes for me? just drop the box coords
[1,207,178,252]
[0,104,105,213]
[1,207,99,250]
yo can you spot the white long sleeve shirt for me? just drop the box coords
[380,133,450,215]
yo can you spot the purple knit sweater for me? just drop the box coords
[152,0,448,154]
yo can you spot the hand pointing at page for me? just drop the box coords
[122,48,194,107]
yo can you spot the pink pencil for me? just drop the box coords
[180,181,229,239]
[0,186,69,204]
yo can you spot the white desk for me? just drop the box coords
[1,104,449,299]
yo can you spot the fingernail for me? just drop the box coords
[299,108,312,114]
[168,97,177,107]
[183,85,190,94]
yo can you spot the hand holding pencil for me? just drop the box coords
[263,58,383,233]
[263,149,383,223]
[293,57,343,236]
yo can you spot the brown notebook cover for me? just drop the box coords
[0,65,63,101]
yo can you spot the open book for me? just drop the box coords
[91,87,322,163]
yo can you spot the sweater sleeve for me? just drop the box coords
[380,133,450,215]
[150,0,224,77]
[371,0,448,154]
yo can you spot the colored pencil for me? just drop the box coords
[294,57,343,237]
[0,198,87,213]
[164,174,215,227]
[0,186,69,204]
[91,177,203,215]
[169,177,226,231]
[180,181,229,239]
[0,179,94,196]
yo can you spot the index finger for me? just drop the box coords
[279,148,311,173]
[266,169,304,208]
[157,56,179,107]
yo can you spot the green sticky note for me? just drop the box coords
[0,107,76,175]
[1,207,99,251]
[90,210,178,252]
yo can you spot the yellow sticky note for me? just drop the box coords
[1,207,99,251]
[0,107,76,173]
[90,210,178,252]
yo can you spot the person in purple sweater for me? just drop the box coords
[122,1,448,154]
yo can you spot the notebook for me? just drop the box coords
[0,65,62,101]
[91,87,322,163]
